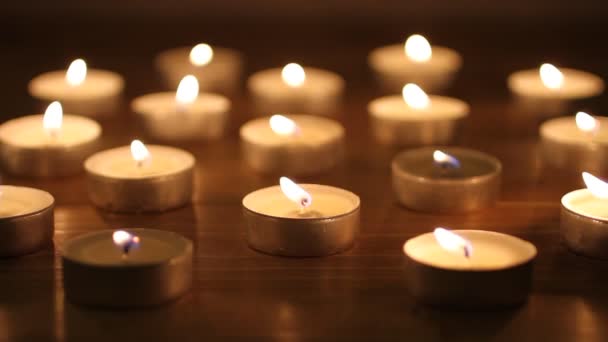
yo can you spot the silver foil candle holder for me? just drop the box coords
[0,103,101,177]
[155,44,243,94]
[403,229,537,309]
[561,172,608,258]
[62,228,193,308]
[368,84,469,146]
[368,35,462,93]
[540,113,608,173]
[247,64,345,117]
[84,142,195,213]
[132,75,231,142]
[0,186,54,257]
[242,179,360,257]
[240,114,345,175]
[392,147,501,213]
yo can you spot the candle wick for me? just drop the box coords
[463,245,471,259]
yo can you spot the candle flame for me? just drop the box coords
[434,227,473,258]
[279,177,312,208]
[112,230,140,256]
[66,58,87,86]
[43,101,63,137]
[175,75,199,105]
[405,34,432,62]
[540,63,564,90]
[433,150,461,169]
[281,63,306,87]
[269,114,299,136]
[402,83,430,109]
[582,172,608,199]
[189,43,214,66]
[130,139,150,166]
[575,112,598,133]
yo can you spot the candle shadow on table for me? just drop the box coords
[0,248,56,341]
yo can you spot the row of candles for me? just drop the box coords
[1,34,607,310]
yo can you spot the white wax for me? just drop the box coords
[155,46,242,90]
[242,184,359,219]
[508,68,604,99]
[240,115,344,147]
[368,44,462,74]
[0,114,101,148]
[562,189,608,221]
[368,95,469,121]
[540,116,608,145]
[84,145,195,179]
[62,229,190,266]
[0,186,54,218]
[28,69,124,101]
[404,230,536,271]
[248,67,344,99]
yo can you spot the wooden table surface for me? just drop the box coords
[1,17,608,341]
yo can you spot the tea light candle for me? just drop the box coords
[368,34,462,93]
[540,112,608,172]
[242,177,360,257]
[62,229,193,308]
[132,75,231,141]
[155,43,243,93]
[0,102,101,177]
[368,84,469,146]
[561,172,608,258]
[508,63,604,116]
[240,114,344,175]
[247,63,345,116]
[28,58,125,116]
[0,186,54,257]
[403,228,536,309]
[84,140,195,212]
[392,147,501,213]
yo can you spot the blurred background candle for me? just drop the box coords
[0,186,54,257]
[403,228,536,309]
[507,63,604,116]
[84,140,195,212]
[368,83,469,146]
[28,58,125,117]
[155,43,243,94]
[540,111,608,173]
[132,75,231,141]
[392,147,501,212]
[242,177,360,256]
[0,101,101,177]
[62,228,193,308]
[247,63,345,116]
[368,34,462,93]
[240,114,344,175]
[561,172,608,258]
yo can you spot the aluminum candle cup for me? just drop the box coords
[0,186,54,257]
[247,66,345,117]
[368,44,462,93]
[155,45,243,93]
[242,184,360,257]
[561,189,608,258]
[84,145,195,213]
[132,92,231,141]
[392,147,501,213]
[403,230,537,309]
[368,93,469,146]
[62,229,193,308]
[0,114,101,177]
[240,115,345,175]
[540,116,608,173]
[28,68,124,117]
[508,67,604,117]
